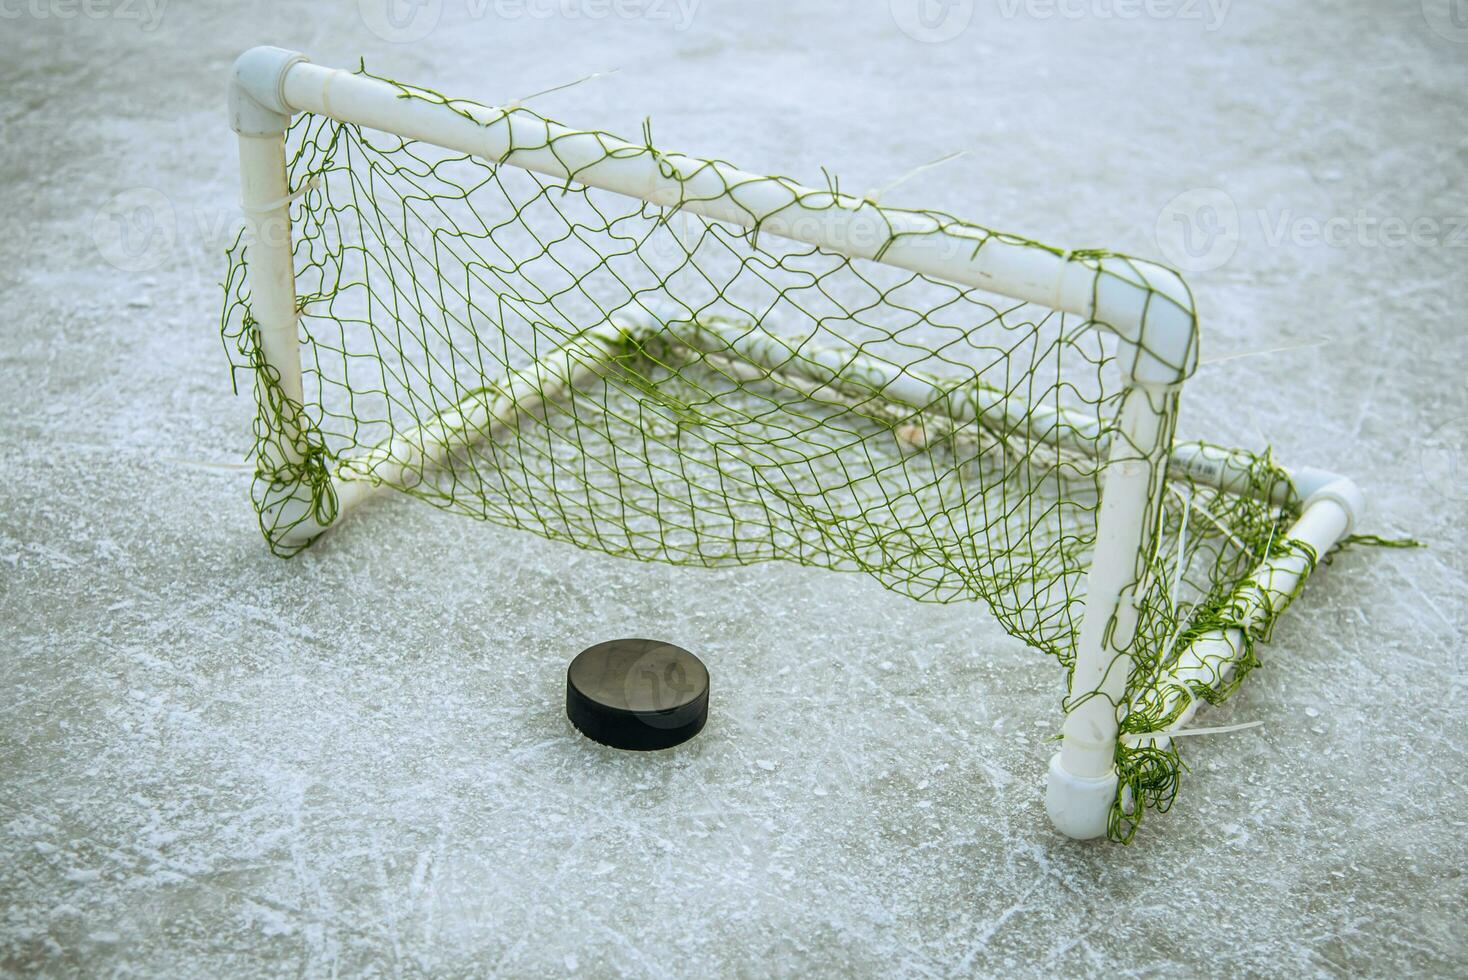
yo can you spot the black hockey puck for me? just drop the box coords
[566,639,709,751]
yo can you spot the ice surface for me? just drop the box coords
[2,1,1465,975]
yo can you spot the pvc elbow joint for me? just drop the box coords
[1082,257,1199,388]
[1291,466,1365,536]
[229,46,308,136]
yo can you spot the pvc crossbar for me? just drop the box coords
[281,64,1092,317]
[237,50,1198,388]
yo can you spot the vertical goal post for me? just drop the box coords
[225,47,1364,841]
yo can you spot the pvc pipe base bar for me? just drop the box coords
[1044,475,1364,840]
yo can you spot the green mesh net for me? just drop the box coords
[220,66,1316,841]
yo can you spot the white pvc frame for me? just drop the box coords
[228,47,1363,840]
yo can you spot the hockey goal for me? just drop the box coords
[221,47,1364,842]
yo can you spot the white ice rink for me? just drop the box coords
[2,1,1465,974]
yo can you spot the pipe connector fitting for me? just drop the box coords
[1291,466,1365,537]
[229,46,309,136]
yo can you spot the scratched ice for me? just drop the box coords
[0,2,1464,974]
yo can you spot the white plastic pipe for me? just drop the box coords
[349,312,1294,509]
[1047,474,1362,839]
[328,323,627,517]
[658,315,1283,500]
[278,64,1089,315]
[1044,393,1176,841]
[1054,385,1173,776]
[1136,476,1362,743]
[235,134,301,461]
[326,314,1284,522]
[235,130,341,546]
